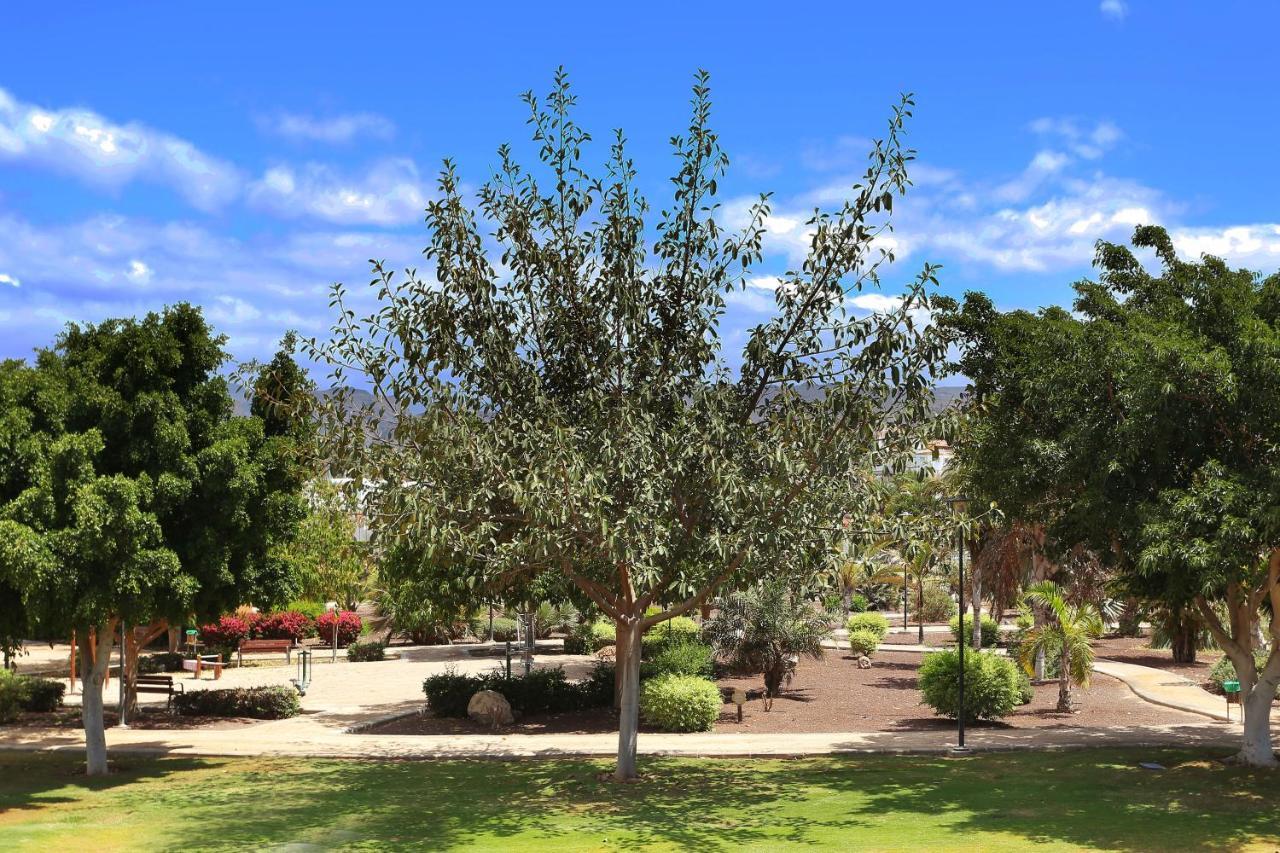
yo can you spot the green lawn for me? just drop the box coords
[0,749,1277,851]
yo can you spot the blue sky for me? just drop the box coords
[2,2,1278,371]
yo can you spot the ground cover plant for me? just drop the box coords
[0,750,1277,850]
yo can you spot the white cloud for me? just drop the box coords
[247,158,432,225]
[0,87,241,210]
[262,111,395,144]
[1170,225,1280,268]
[125,259,152,284]
[0,209,428,363]
[1100,0,1128,20]
[0,273,19,287]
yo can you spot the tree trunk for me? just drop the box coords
[613,618,643,781]
[80,624,115,776]
[970,598,982,649]
[1057,643,1072,712]
[613,615,632,710]
[1232,646,1279,767]
[1169,617,1197,664]
[841,588,852,618]
[917,580,924,644]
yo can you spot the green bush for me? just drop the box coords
[562,621,593,654]
[489,616,519,642]
[1015,669,1034,705]
[173,686,300,719]
[1208,653,1279,697]
[849,593,869,613]
[422,665,614,718]
[846,612,889,641]
[639,674,722,732]
[138,651,185,674]
[1006,628,1061,679]
[846,629,881,658]
[642,616,701,655]
[286,599,329,620]
[589,621,616,649]
[0,670,23,723]
[642,640,714,679]
[19,676,65,712]
[918,649,1022,722]
[949,614,1000,648]
[912,583,957,623]
[347,640,386,662]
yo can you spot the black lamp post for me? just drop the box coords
[945,495,971,754]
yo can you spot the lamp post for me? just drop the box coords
[945,495,971,754]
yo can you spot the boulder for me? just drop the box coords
[467,689,513,728]
[856,655,872,669]
[595,645,617,661]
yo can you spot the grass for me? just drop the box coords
[0,749,1277,851]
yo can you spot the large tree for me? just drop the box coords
[0,307,306,774]
[945,226,1280,766]
[306,71,950,780]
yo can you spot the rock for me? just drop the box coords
[467,689,513,728]
[856,655,872,669]
[595,645,617,661]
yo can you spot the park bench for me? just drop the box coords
[238,638,295,667]
[136,674,184,711]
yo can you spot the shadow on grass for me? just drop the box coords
[2,746,1279,849]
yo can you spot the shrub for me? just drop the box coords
[846,612,890,641]
[918,649,1022,722]
[347,640,386,662]
[0,670,23,723]
[642,616,701,655]
[1208,653,1279,697]
[20,676,66,712]
[912,583,957,623]
[255,610,316,642]
[846,629,881,658]
[316,610,362,647]
[422,665,614,718]
[483,616,519,642]
[138,651,185,674]
[286,599,329,620]
[821,593,843,616]
[173,686,300,719]
[1015,669,1034,705]
[589,621,616,649]
[639,674,722,732]
[562,621,593,654]
[199,615,252,649]
[423,668,483,717]
[949,614,1000,648]
[642,640,715,679]
[849,593,869,613]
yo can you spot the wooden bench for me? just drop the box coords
[238,638,294,667]
[136,674,184,711]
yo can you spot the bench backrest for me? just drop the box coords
[136,675,174,690]
[240,639,293,650]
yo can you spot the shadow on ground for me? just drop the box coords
[1,747,1278,850]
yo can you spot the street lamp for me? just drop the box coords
[945,495,971,754]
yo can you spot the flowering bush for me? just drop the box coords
[316,609,362,647]
[200,616,252,649]
[254,610,316,642]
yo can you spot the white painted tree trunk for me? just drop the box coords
[970,598,982,649]
[613,619,642,781]
[80,629,114,776]
[1234,647,1280,767]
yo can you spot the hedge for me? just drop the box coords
[639,674,722,732]
[422,664,615,718]
[347,640,386,662]
[172,686,300,719]
[641,640,715,679]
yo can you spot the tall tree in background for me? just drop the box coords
[946,226,1280,766]
[0,308,307,774]
[306,71,951,780]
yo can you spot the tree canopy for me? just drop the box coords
[0,306,308,774]
[306,70,951,779]
[944,225,1280,765]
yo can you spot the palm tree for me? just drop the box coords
[831,535,899,616]
[703,580,830,710]
[1017,581,1104,712]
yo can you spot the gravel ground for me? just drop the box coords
[371,647,1207,736]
